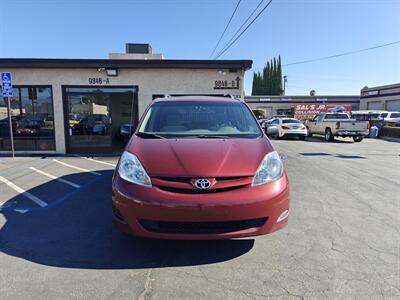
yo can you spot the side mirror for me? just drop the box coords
[266,125,278,135]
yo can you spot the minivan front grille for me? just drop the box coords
[156,185,244,194]
[154,176,248,183]
[152,176,252,194]
[139,217,268,234]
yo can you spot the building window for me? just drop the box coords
[0,86,55,151]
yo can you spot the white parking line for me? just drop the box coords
[0,176,48,207]
[74,155,116,167]
[52,159,101,176]
[29,167,81,188]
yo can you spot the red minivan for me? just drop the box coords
[112,96,289,240]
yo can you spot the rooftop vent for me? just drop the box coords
[125,43,152,54]
[109,43,164,60]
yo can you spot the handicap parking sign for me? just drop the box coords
[1,72,13,97]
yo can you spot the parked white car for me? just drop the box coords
[265,118,307,140]
[379,112,400,123]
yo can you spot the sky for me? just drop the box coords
[0,0,399,96]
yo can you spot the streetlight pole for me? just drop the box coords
[283,75,288,96]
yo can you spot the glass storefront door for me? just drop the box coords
[67,94,112,150]
[64,86,138,154]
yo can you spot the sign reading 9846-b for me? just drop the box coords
[1,72,13,97]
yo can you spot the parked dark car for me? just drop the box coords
[0,116,39,136]
[116,124,135,142]
[23,115,45,129]
[72,114,110,135]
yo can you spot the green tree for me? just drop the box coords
[251,56,283,96]
[251,72,257,95]
[276,56,283,95]
[272,58,277,95]
[263,62,270,95]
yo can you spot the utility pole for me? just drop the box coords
[283,75,288,96]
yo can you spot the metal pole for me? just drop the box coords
[6,97,15,158]
[129,92,135,136]
[283,75,287,96]
[130,93,134,127]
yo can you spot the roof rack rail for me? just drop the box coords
[223,94,242,101]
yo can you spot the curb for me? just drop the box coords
[380,136,400,143]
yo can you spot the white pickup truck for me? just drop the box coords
[305,113,369,142]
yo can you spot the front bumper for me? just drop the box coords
[112,173,290,240]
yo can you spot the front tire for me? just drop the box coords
[353,136,363,143]
[325,128,334,142]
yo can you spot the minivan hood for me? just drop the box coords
[126,136,274,177]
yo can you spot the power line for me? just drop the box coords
[208,0,242,59]
[284,40,400,66]
[214,0,265,59]
[214,0,267,59]
[214,0,271,59]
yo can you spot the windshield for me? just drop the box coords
[352,113,380,120]
[324,113,349,120]
[138,101,262,138]
[88,115,105,122]
[282,119,301,124]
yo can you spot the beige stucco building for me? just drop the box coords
[359,83,400,111]
[0,44,252,154]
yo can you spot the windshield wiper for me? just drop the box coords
[190,135,231,139]
[136,132,167,139]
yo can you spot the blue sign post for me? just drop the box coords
[1,72,13,97]
[1,72,15,157]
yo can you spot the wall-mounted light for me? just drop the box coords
[106,68,118,77]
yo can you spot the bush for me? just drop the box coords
[381,126,400,138]
[252,109,266,119]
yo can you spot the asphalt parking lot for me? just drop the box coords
[0,137,399,300]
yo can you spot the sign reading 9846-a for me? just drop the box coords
[88,77,110,85]
[1,72,13,97]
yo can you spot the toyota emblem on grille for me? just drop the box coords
[195,179,211,189]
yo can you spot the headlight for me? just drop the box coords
[118,151,152,187]
[252,151,283,186]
